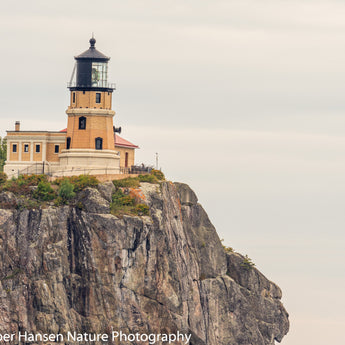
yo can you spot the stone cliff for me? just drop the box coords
[0,181,289,344]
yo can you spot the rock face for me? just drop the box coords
[0,181,289,344]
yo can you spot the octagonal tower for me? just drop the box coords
[59,37,120,175]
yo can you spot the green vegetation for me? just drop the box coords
[16,198,40,211]
[0,172,7,185]
[0,171,154,219]
[0,137,7,172]
[112,169,165,189]
[223,245,234,254]
[0,174,100,209]
[240,255,256,270]
[57,180,76,204]
[0,174,54,209]
[138,174,158,183]
[33,181,56,201]
[112,189,134,206]
[110,185,150,218]
[113,177,140,189]
[135,203,150,216]
[151,169,165,180]
[221,239,234,254]
[54,174,99,192]
[0,174,48,196]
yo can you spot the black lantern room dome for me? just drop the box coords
[68,37,114,91]
[75,37,110,61]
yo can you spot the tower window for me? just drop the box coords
[79,116,86,130]
[96,93,101,103]
[35,144,40,153]
[95,137,103,150]
[72,92,76,103]
[54,145,59,153]
[24,144,29,153]
[12,144,17,153]
[91,62,108,87]
[125,152,129,168]
[66,137,71,150]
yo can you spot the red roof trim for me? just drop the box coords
[114,134,138,149]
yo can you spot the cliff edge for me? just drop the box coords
[0,181,289,344]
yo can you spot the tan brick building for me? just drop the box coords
[4,38,138,178]
[115,134,138,171]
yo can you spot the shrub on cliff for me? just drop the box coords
[111,189,134,206]
[221,239,234,254]
[69,175,99,191]
[1,174,48,196]
[58,180,76,204]
[240,255,256,270]
[33,181,56,201]
[54,175,99,192]
[135,203,149,216]
[110,189,149,217]
[151,169,165,180]
[18,174,48,186]
[138,174,158,183]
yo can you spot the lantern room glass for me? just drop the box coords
[91,62,108,87]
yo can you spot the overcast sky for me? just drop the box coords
[1,1,345,344]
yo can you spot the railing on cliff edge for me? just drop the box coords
[17,163,152,178]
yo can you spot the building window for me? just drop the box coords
[125,152,129,168]
[96,93,101,103]
[24,144,29,153]
[66,137,71,150]
[35,144,40,153]
[12,144,17,153]
[54,145,59,153]
[72,92,76,103]
[79,116,86,130]
[95,137,103,150]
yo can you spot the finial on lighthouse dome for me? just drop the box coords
[89,36,96,48]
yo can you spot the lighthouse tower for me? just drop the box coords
[59,37,120,175]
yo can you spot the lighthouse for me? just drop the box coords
[59,37,120,175]
[3,37,137,179]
